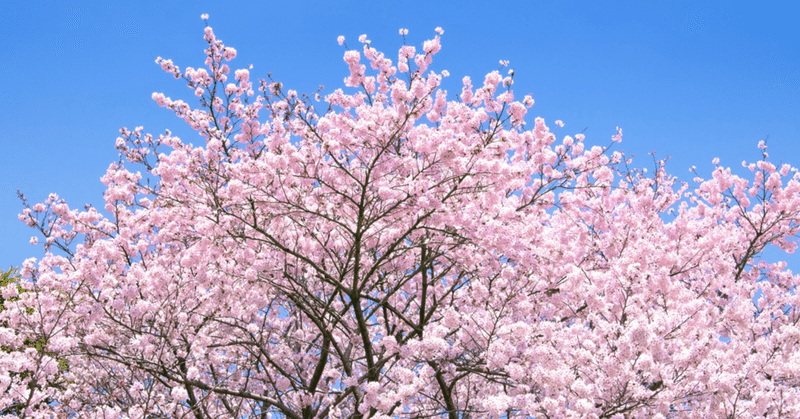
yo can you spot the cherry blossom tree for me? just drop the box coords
[3,16,800,418]
[0,266,68,416]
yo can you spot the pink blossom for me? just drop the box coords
[612,126,623,142]
[222,47,237,61]
[151,92,166,106]
[508,101,527,124]
[344,50,360,65]
[523,94,535,107]
[423,37,440,55]
[234,68,249,83]
[397,60,409,73]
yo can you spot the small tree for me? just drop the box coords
[0,267,68,416]
[1,267,21,311]
[3,16,800,418]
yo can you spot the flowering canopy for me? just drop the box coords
[3,16,800,419]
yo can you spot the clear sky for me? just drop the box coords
[1,0,798,272]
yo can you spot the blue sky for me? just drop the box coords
[1,0,798,272]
